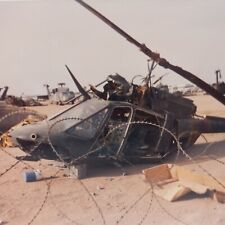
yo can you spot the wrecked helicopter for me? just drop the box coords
[0,86,44,134]
[9,0,225,174]
[44,82,76,105]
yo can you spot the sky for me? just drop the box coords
[0,0,225,96]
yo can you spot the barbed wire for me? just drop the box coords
[46,116,188,225]
[0,108,46,127]
[115,187,153,225]
[178,145,225,190]
[197,134,225,167]
[0,108,46,175]
[48,177,82,225]
[27,180,51,225]
[0,157,20,178]
[0,110,54,225]
[79,179,107,225]
[45,115,225,225]
[0,146,52,225]
[154,192,189,225]
[47,116,109,225]
[0,146,36,171]
[1,110,225,225]
[136,186,154,225]
[47,117,85,164]
[26,169,65,225]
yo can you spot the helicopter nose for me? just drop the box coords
[9,121,48,151]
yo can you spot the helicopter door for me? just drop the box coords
[92,106,132,158]
[123,109,162,158]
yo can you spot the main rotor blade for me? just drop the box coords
[62,78,108,105]
[65,65,91,100]
[74,0,225,105]
[1,86,8,101]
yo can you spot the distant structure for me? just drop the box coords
[44,83,75,105]
[212,69,225,95]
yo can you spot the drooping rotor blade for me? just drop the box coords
[65,65,91,100]
[1,86,9,101]
[63,78,108,105]
[74,0,225,105]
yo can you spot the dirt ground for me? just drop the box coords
[1,95,225,225]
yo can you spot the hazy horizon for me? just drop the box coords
[0,0,225,96]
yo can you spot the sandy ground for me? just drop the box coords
[1,95,225,225]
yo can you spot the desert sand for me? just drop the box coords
[0,94,225,225]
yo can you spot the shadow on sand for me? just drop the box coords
[86,139,225,178]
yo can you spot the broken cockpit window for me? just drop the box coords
[92,106,132,156]
[67,108,108,139]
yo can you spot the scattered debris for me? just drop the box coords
[23,169,42,182]
[143,164,225,203]
[96,185,105,190]
[5,95,25,106]
[69,164,87,179]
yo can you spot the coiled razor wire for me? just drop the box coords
[0,108,46,169]
[0,108,46,151]
[47,116,225,225]
[0,108,46,126]
[47,118,183,165]
[0,146,36,176]
[26,169,63,225]
[0,154,20,178]
[0,145,52,225]
[79,179,107,225]
[0,147,71,225]
[46,117,188,225]
[115,186,153,225]
[101,121,189,225]
[1,112,225,225]
[0,109,55,224]
[197,134,225,166]
[48,177,82,225]
[50,123,225,225]
[136,187,154,225]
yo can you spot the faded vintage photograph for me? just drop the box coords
[0,0,225,224]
